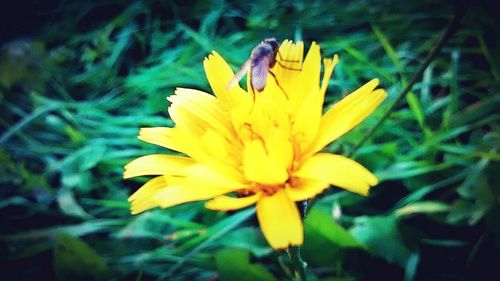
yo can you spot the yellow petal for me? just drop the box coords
[170,127,222,165]
[128,176,167,206]
[203,51,252,108]
[128,167,244,213]
[146,165,246,210]
[266,131,294,173]
[273,40,304,102]
[236,98,292,169]
[288,42,321,111]
[205,193,261,210]
[291,90,322,152]
[200,129,240,165]
[123,154,194,179]
[320,55,339,96]
[256,74,290,107]
[140,125,232,167]
[184,163,247,189]
[300,42,321,96]
[285,178,330,201]
[308,79,387,154]
[256,189,303,249]
[128,176,182,215]
[154,182,237,209]
[138,127,214,164]
[247,96,290,138]
[290,45,330,150]
[277,40,304,70]
[230,101,253,133]
[138,127,181,152]
[167,88,234,139]
[295,153,378,196]
[243,139,289,185]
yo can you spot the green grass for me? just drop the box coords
[1,1,499,280]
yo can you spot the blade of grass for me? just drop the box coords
[349,5,467,157]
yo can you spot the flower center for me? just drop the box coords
[239,174,303,197]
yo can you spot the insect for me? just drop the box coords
[227,38,299,94]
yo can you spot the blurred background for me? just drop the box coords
[1,0,499,280]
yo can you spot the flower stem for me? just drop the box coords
[288,245,307,281]
[348,4,467,157]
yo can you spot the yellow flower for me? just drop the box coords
[124,40,387,249]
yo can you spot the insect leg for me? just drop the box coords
[268,71,289,100]
[276,60,302,71]
[276,50,301,63]
[248,75,256,102]
[275,51,302,71]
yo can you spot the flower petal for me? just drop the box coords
[123,154,194,179]
[167,88,234,139]
[300,42,321,96]
[256,189,303,249]
[154,164,247,209]
[286,178,330,201]
[295,153,378,196]
[205,193,261,211]
[308,79,387,154]
[184,163,247,189]
[266,131,294,172]
[243,139,289,185]
[273,40,304,103]
[287,42,321,113]
[320,55,339,96]
[140,126,237,167]
[129,176,182,214]
[203,51,252,108]
[153,184,232,209]
[200,129,240,165]
[139,127,214,164]
[138,127,181,151]
[291,49,337,153]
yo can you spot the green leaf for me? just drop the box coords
[215,248,277,281]
[57,189,93,219]
[53,235,110,281]
[371,24,400,69]
[442,50,460,128]
[79,145,107,171]
[394,201,449,217]
[173,207,255,254]
[447,157,495,225]
[302,207,362,266]
[1,220,124,240]
[46,145,106,174]
[377,161,451,181]
[214,227,272,257]
[406,91,426,129]
[305,208,361,248]
[350,216,411,267]
[113,210,204,240]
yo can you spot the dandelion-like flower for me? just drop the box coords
[124,40,387,249]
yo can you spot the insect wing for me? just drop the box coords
[251,55,271,91]
[227,60,251,90]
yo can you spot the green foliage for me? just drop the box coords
[350,216,411,267]
[302,207,362,266]
[215,248,277,281]
[53,235,110,281]
[1,0,499,280]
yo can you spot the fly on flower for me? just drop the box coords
[227,38,300,95]
[125,39,388,249]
